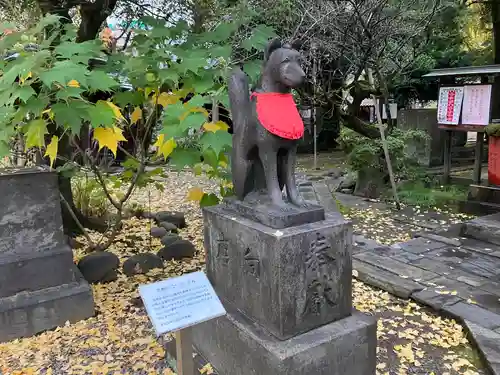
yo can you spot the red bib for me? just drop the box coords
[251,92,304,140]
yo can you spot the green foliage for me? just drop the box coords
[339,127,430,180]
[391,2,493,106]
[485,123,500,137]
[395,181,468,209]
[72,170,162,219]
[72,174,109,218]
[0,14,276,207]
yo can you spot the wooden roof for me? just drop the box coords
[423,65,500,78]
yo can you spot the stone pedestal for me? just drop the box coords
[193,203,377,375]
[0,169,94,342]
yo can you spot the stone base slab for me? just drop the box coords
[193,309,377,375]
[223,194,325,229]
[0,278,94,343]
[0,246,77,298]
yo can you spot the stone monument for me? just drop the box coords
[192,40,377,375]
[0,169,94,342]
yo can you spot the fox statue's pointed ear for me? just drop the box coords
[264,38,282,61]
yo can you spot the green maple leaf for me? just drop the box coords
[169,149,201,170]
[88,101,116,128]
[200,130,232,155]
[87,70,119,92]
[32,14,61,34]
[39,61,88,88]
[0,86,16,105]
[51,102,87,134]
[242,25,277,51]
[15,86,36,103]
[0,140,10,158]
[151,26,172,39]
[200,193,220,207]
[160,125,187,138]
[178,57,208,75]
[161,111,207,137]
[186,95,210,108]
[0,58,34,88]
[158,69,179,85]
[160,110,205,138]
[55,40,101,60]
[0,123,15,153]
[24,96,50,118]
[55,87,85,101]
[0,107,15,127]
[244,60,262,83]
[182,112,207,129]
[24,119,48,149]
[218,92,230,109]
[204,22,238,42]
[192,75,216,94]
[161,102,188,136]
[210,46,232,60]
[113,91,144,107]
[202,148,219,169]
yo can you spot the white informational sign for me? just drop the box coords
[139,271,226,336]
[461,85,492,126]
[437,86,464,125]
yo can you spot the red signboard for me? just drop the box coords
[488,136,500,186]
[446,90,456,122]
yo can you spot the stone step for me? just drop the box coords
[354,251,439,282]
[463,213,500,246]
[312,182,339,212]
[468,184,500,204]
[0,279,94,343]
[413,233,462,247]
[0,247,78,298]
[353,259,424,299]
[459,200,500,216]
[463,321,500,375]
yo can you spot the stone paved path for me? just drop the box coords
[303,176,500,375]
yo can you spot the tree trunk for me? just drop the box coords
[340,112,381,139]
[37,0,118,236]
[78,0,118,42]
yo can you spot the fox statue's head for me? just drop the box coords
[261,39,305,92]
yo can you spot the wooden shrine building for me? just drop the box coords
[423,65,500,214]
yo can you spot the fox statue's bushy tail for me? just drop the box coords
[228,68,255,200]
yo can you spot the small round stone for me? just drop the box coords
[122,253,164,276]
[151,227,168,238]
[157,239,196,261]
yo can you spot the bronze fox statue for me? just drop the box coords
[228,39,306,207]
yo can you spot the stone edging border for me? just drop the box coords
[353,234,500,375]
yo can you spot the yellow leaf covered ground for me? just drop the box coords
[0,171,486,374]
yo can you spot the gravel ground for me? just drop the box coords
[0,169,487,375]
